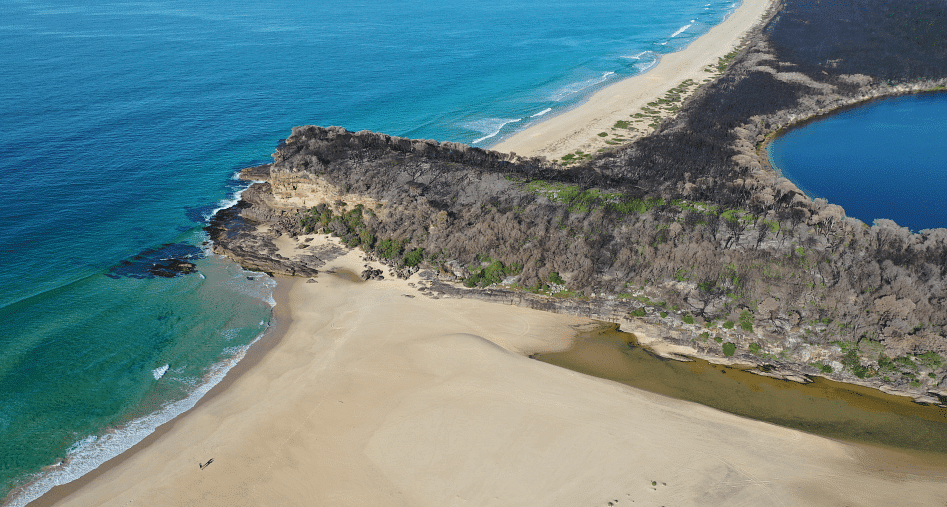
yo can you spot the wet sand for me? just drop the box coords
[539,326,947,455]
[32,236,947,506]
[492,0,775,161]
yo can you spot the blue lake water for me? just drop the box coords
[768,93,947,232]
[0,0,742,503]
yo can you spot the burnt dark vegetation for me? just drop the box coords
[768,0,947,80]
[215,0,947,396]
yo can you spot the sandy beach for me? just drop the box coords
[31,236,947,507]
[22,1,947,505]
[492,0,774,161]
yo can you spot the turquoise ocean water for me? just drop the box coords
[0,0,742,503]
[768,93,947,232]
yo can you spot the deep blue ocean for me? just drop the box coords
[0,0,742,503]
[768,93,947,232]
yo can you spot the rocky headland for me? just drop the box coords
[209,0,947,404]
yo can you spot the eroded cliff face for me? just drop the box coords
[207,123,947,405]
[207,0,947,403]
[266,163,386,214]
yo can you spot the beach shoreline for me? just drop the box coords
[19,0,947,503]
[491,0,776,161]
[21,279,295,507]
[28,236,947,506]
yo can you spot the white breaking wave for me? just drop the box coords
[226,268,278,308]
[465,118,522,144]
[205,172,257,222]
[6,332,266,507]
[549,71,615,102]
[530,108,553,118]
[671,23,693,37]
[634,58,659,74]
[151,364,169,380]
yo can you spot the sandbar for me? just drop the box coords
[492,0,775,161]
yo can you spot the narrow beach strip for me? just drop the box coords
[492,0,775,161]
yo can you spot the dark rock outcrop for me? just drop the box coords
[106,243,203,279]
[206,0,947,401]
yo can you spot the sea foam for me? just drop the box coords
[671,22,693,38]
[5,331,267,507]
[466,118,523,144]
[152,364,169,380]
[205,171,258,222]
[531,108,553,118]
[549,71,615,102]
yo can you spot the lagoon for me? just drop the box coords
[767,93,947,232]
[538,326,947,456]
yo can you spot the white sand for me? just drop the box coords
[38,236,947,507]
[27,4,947,502]
[492,0,774,161]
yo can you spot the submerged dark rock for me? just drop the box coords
[106,243,203,279]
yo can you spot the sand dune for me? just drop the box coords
[34,239,947,507]
[29,0,947,503]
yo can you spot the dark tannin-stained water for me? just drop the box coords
[0,2,746,503]
[538,326,947,457]
[767,92,947,232]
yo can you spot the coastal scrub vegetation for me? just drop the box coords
[215,0,947,396]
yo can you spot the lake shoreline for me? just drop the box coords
[538,325,947,456]
[30,234,947,506]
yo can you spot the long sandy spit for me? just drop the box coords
[492,0,773,160]
[25,0,947,503]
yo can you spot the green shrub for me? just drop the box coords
[699,332,710,341]
[714,336,723,343]
[402,248,424,267]
[722,342,736,357]
[660,311,668,318]
[630,308,646,318]
[682,315,695,325]
[462,259,518,288]
[748,342,761,355]
[377,239,404,259]
[548,271,565,285]
[480,261,508,286]
[359,229,375,250]
[739,310,753,331]
[821,363,833,374]
[722,321,735,329]
[917,351,944,369]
